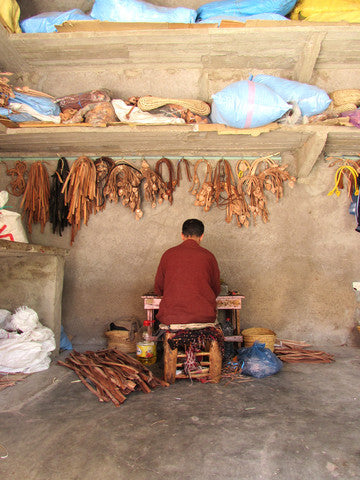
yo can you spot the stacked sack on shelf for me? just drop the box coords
[196,0,296,24]
[210,74,331,128]
[291,0,360,23]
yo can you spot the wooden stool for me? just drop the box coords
[163,327,222,384]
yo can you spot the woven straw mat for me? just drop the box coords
[138,96,211,116]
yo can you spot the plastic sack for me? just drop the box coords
[198,12,289,24]
[0,306,56,374]
[0,0,21,33]
[60,325,73,351]
[112,99,185,125]
[304,11,360,22]
[253,75,331,117]
[20,9,93,33]
[91,0,196,23]
[12,91,60,117]
[210,79,290,128]
[291,0,360,19]
[196,0,297,22]
[0,191,28,242]
[237,341,283,378]
[0,310,11,329]
[0,102,61,123]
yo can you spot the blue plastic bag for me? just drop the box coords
[198,12,289,24]
[196,0,297,22]
[0,108,38,122]
[60,325,73,351]
[11,91,60,116]
[210,79,290,128]
[20,9,93,33]
[253,74,331,117]
[91,0,197,23]
[237,341,283,378]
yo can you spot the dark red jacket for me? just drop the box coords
[154,239,220,325]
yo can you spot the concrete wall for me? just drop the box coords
[1,156,359,348]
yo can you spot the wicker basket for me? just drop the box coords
[327,102,358,115]
[137,95,211,116]
[242,327,276,352]
[329,89,360,107]
[105,330,137,354]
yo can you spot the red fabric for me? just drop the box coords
[154,239,220,325]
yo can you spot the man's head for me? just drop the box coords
[181,219,204,241]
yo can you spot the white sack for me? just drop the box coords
[0,191,28,243]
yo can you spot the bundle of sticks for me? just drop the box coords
[274,340,334,363]
[58,349,168,406]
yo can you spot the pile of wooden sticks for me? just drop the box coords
[58,349,168,406]
[274,340,334,363]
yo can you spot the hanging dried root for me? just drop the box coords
[190,159,215,212]
[236,154,295,225]
[141,160,169,207]
[155,157,176,204]
[175,157,193,187]
[213,159,250,227]
[61,156,97,244]
[49,157,70,236]
[20,161,50,233]
[103,162,143,220]
[1,160,28,197]
[94,156,115,213]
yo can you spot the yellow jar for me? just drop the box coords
[136,341,157,366]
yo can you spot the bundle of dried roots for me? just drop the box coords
[155,157,176,204]
[49,157,70,236]
[141,160,169,207]
[94,156,115,213]
[61,156,97,244]
[21,161,50,233]
[190,159,215,212]
[103,162,143,220]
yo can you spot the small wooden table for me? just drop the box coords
[141,294,244,335]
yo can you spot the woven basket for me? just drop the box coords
[105,330,137,354]
[137,95,211,116]
[242,327,276,352]
[326,102,358,115]
[330,89,360,107]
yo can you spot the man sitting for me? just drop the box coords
[154,218,220,326]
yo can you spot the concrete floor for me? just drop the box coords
[1,346,360,480]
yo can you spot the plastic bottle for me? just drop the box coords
[136,320,157,365]
[222,317,234,360]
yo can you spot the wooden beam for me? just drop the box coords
[295,131,328,178]
[293,32,326,83]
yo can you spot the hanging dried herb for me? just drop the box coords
[155,157,176,204]
[141,160,169,207]
[190,159,215,212]
[20,161,50,233]
[49,157,70,236]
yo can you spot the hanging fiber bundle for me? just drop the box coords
[20,161,50,233]
[49,157,70,236]
[61,156,97,244]
[190,159,215,212]
[155,157,176,204]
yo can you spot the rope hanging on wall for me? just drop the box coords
[1,160,28,197]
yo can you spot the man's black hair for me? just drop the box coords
[182,219,204,237]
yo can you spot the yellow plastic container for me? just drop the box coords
[136,341,157,366]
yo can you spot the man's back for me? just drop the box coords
[154,238,220,325]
